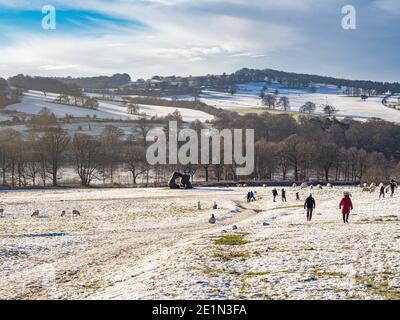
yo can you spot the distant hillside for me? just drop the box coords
[8,74,81,95]
[234,68,400,95]
[57,73,131,89]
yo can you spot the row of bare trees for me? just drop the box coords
[255,138,389,182]
[1,108,400,187]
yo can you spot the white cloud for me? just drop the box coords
[373,0,400,14]
[0,1,304,78]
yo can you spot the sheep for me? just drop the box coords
[317,184,323,190]
[300,182,308,189]
[327,183,333,188]
[31,210,39,218]
[370,187,376,193]
[369,183,376,189]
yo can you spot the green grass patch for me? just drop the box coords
[355,274,400,300]
[214,234,249,246]
[311,271,347,278]
[243,271,270,278]
[211,250,250,261]
[203,267,241,277]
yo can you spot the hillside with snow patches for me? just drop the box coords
[196,83,400,123]
[2,84,400,126]
[4,91,214,123]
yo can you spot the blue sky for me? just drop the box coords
[0,0,399,82]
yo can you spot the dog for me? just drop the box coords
[72,210,81,216]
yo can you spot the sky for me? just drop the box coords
[0,0,399,82]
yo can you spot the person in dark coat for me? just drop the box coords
[272,189,278,202]
[296,192,300,201]
[304,194,316,222]
[281,189,287,202]
[390,179,397,198]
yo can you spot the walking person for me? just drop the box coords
[304,194,316,222]
[339,192,353,224]
[296,192,300,201]
[272,188,278,202]
[390,179,397,198]
[379,185,385,199]
[281,189,287,202]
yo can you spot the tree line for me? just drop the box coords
[0,109,399,188]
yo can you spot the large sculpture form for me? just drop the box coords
[168,172,193,189]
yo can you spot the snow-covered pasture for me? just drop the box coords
[196,83,400,123]
[5,91,214,123]
[0,186,399,300]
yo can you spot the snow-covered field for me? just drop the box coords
[198,83,400,123]
[0,186,399,300]
[5,91,214,123]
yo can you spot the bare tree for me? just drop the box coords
[100,126,123,184]
[124,136,146,185]
[39,127,70,186]
[300,101,316,114]
[317,142,339,181]
[323,104,337,116]
[262,94,277,109]
[278,97,290,111]
[72,134,102,187]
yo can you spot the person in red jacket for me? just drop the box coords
[379,185,385,199]
[339,193,353,223]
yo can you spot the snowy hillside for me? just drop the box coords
[197,83,400,123]
[5,91,214,123]
[0,186,399,300]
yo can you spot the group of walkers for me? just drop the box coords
[379,179,398,199]
[303,192,353,223]
[272,188,287,203]
[247,191,256,203]
[273,179,397,224]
